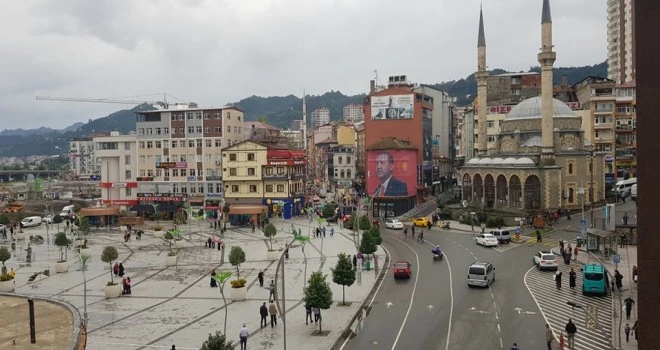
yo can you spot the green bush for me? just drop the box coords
[0,274,13,281]
[230,278,247,288]
[153,226,163,231]
[0,214,9,225]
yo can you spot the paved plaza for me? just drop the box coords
[0,217,382,349]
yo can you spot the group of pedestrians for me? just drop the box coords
[402,226,424,242]
[112,262,132,295]
[313,226,334,238]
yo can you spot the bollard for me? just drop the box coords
[28,299,36,343]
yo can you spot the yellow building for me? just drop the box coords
[222,141,268,203]
[336,123,356,146]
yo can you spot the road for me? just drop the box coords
[343,225,548,350]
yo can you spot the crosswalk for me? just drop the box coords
[525,262,613,350]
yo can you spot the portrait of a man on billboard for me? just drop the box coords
[374,151,408,196]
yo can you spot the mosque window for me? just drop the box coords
[568,163,574,175]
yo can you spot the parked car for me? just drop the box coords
[43,215,54,224]
[467,261,495,287]
[490,229,512,244]
[532,251,558,271]
[385,219,404,230]
[21,216,43,228]
[475,233,499,247]
[393,261,412,279]
[413,217,429,227]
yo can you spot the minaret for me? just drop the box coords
[539,0,557,165]
[476,5,489,156]
[302,89,307,151]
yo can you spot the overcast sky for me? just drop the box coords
[0,0,606,131]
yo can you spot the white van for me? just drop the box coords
[60,205,75,218]
[467,261,496,288]
[613,178,637,196]
[631,184,637,201]
[21,216,42,228]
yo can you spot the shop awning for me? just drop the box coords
[79,208,120,217]
[158,204,180,212]
[130,205,155,213]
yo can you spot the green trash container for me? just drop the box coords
[576,237,583,248]
[365,260,371,271]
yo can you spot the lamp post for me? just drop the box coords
[77,253,89,326]
[212,271,233,336]
[274,239,297,350]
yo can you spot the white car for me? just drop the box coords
[43,215,54,224]
[476,233,499,247]
[385,219,404,230]
[533,251,558,271]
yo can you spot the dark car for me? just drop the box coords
[393,261,412,279]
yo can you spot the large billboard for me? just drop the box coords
[371,94,414,120]
[367,150,416,197]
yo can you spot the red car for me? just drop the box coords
[393,261,412,279]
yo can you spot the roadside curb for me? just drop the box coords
[330,246,390,350]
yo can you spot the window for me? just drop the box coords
[340,169,345,178]
[207,183,214,193]
[248,168,255,176]
[188,126,195,133]
[195,112,202,119]
[171,141,177,148]
[155,169,162,177]
[180,169,187,177]
[139,155,145,163]
[198,169,203,176]
[229,168,237,176]
[487,121,495,128]
[338,156,343,165]
[238,115,241,121]
[164,169,170,177]
[266,184,273,192]
[277,184,285,192]
[347,169,352,178]
[265,167,273,175]
[138,128,144,135]
[172,169,179,177]
[196,126,202,133]
[163,140,169,148]
[125,188,132,196]
[568,187,574,203]
[178,127,184,134]
[568,163,574,175]
[247,153,255,161]
[188,140,195,148]
[125,170,131,180]
[139,141,145,149]
[155,155,162,163]
[214,126,221,133]
[125,155,131,165]
[155,141,162,148]
[347,156,351,164]
[229,153,237,161]
[196,139,202,148]
[147,170,154,177]
[124,142,131,150]
[164,127,169,135]
[277,167,284,175]
[180,155,187,162]
[249,185,257,193]
[190,186,196,194]
[227,112,231,119]
[187,112,194,120]
[487,135,496,143]
[146,128,153,135]
[204,113,210,120]
[227,126,231,133]
[205,127,211,133]
[190,169,196,176]
[147,141,153,149]
[206,140,212,147]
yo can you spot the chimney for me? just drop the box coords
[562,74,568,87]
[370,80,376,94]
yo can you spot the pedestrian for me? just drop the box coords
[555,271,563,290]
[615,270,624,291]
[565,318,577,349]
[403,227,408,237]
[239,324,249,350]
[269,280,275,302]
[623,212,629,225]
[569,268,576,290]
[624,296,635,320]
[118,263,125,277]
[122,277,128,295]
[258,271,264,287]
[210,270,218,288]
[330,227,334,236]
[352,255,357,270]
[171,345,176,350]
[412,226,415,237]
[96,222,100,231]
[633,321,638,340]
[113,262,119,276]
[206,237,211,248]
[510,342,519,350]
[125,276,132,294]
[305,304,313,325]
[536,230,542,243]
[559,240,564,253]
[564,248,571,265]
[322,227,326,237]
[136,230,142,240]
[625,323,631,342]
[545,323,554,350]
[260,302,268,328]
[632,265,638,283]
[573,246,578,261]
[269,301,278,327]
[481,222,486,234]
[313,306,321,323]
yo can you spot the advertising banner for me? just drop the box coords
[367,150,416,197]
[371,94,414,120]
[156,161,187,169]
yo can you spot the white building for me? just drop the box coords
[94,132,138,206]
[311,107,330,129]
[280,129,304,149]
[342,103,364,123]
[69,137,101,179]
[607,0,635,84]
[329,145,355,189]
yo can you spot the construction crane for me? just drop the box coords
[36,93,195,109]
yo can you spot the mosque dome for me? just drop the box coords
[505,96,577,120]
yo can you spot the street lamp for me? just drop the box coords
[212,271,233,336]
[77,253,90,326]
[274,239,297,350]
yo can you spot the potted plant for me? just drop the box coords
[164,231,177,266]
[101,246,121,298]
[75,215,92,257]
[228,246,247,301]
[0,247,14,292]
[263,223,280,261]
[54,232,71,273]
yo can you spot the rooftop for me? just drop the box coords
[505,96,576,120]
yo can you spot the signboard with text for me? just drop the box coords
[267,160,306,166]
[156,162,187,169]
[101,199,138,206]
[371,94,414,120]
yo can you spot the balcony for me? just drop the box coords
[593,123,613,129]
[615,125,635,132]
[206,175,222,181]
[263,174,288,180]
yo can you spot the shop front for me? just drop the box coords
[78,207,120,226]
[371,196,416,218]
[262,195,306,220]
[130,193,187,219]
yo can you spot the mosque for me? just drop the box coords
[459,0,606,214]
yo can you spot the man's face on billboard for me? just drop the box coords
[375,153,393,181]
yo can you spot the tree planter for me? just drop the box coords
[174,240,184,249]
[55,261,69,273]
[0,280,14,292]
[104,283,122,299]
[230,286,247,301]
[152,232,164,239]
[165,254,177,266]
[79,248,91,258]
[74,239,84,247]
[266,250,281,261]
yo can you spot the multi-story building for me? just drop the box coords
[487,72,541,106]
[290,120,303,132]
[221,140,306,219]
[134,105,246,212]
[607,0,636,84]
[336,123,356,146]
[354,121,366,188]
[69,134,109,180]
[311,107,330,129]
[94,132,138,207]
[343,103,364,123]
[328,146,356,190]
[280,129,304,149]
[614,80,637,178]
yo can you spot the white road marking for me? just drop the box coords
[386,301,393,309]
[427,304,434,310]
[523,266,557,343]
[423,240,454,350]
[390,238,421,350]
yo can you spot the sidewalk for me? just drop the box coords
[0,217,382,350]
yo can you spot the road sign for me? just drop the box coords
[613,254,621,264]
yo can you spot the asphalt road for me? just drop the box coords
[343,225,549,350]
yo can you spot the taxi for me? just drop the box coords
[413,217,430,227]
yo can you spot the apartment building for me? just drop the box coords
[328,145,356,189]
[354,121,365,187]
[607,0,636,84]
[221,140,306,218]
[94,133,138,206]
[69,134,109,180]
[614,80,637,178]
[311,107,330,129]
[343,103,364,123]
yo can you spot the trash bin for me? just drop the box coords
[365,260,371,271]
[576,237,584,248]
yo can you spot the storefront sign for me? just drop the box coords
[139,196,185,202]
[156,162,187,169]
[99,182,138,188]
[136,176,154,181]
[101,199,138,205]
[267,160,306,166]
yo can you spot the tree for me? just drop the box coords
[152,211,164,225]
[304,271,333,332]
[101,246,119,285]
[164,231,175,254]
[222,204,231,223]
[173,211,187,225]
[200,331,234,350]
[228,246,246,279]
[359,230,377,257]
[75,215,91,243]
[0,214,9,225]
[322,204,335,219]
[359,215,371,230]
[54,232,70,262]
[331,253,356,305]
[368,227,382,245]
[0,246,11,276]
[263,223,277,251]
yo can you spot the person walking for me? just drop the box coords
[632,265,638,283]
[623,212,629,225]
[125,276,132,294]
[239,324,249,350]
[352,254,357,270]
[312,306,321,323]
[269,280,275,302]
[113,262,119,276]
[565,319,577,349]
[258,271,264,287]
[259,302,268,328]
[118,263,125,277]
[573,246,579,261]
[569,268,577,290]
[555,271,563,290]
[418,230,424,243]
[330,227,334,237]
[305,304,313,325]
[536,230,542,243]
[615,270,624,291]
[545,323,554,350]
[624,296,635,320]
[633,321,638,341]
[509,343,519,350]
[625,323,631,342]
[269,301,278,327]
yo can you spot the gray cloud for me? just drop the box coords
[0,0,606,130]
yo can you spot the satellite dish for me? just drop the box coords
[462,200,468,208]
